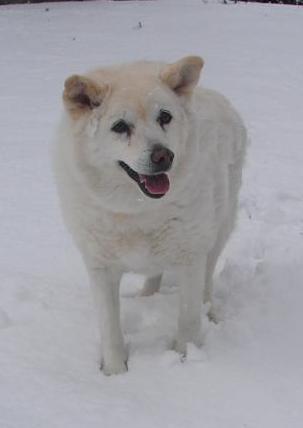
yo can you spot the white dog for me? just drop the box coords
[54,56,247,375]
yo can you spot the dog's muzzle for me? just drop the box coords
[150,145,174,174]
[119,145,174,199]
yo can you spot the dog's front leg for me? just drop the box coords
[88,266,127,375]
[174,257,207,355]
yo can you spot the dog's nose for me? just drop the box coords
[150,145,174,172]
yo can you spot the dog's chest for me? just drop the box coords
[97,208,211,273]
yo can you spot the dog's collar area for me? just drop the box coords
[118,161,169,199]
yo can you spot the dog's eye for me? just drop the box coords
[111,120,131,136]
[157,110,172,128]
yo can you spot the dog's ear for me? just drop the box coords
[63,75,109,118]
[160,56,204,96]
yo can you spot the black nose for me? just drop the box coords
[150,145,174,173]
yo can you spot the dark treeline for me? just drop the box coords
[0,0,302,5]
[0,0,86,4]
[238,0,302,4]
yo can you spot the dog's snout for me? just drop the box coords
[150,145,174,172]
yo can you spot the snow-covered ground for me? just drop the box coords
[1,1,303,427]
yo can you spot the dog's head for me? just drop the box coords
[62,56,203,211]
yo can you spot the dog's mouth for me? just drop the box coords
[119,161,170,199]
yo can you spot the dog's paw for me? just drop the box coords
[172,338,187,358]
[207,307,219,324]
[172,332,203,359]
[101,357,128,376]
[139,275,162,297]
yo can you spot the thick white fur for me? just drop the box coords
[54,57,247,375]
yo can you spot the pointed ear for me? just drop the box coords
[63,75,109,118]
[160,56,204,96]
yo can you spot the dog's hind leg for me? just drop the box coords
[140,273,162,297]
[204,251,219,323]
[205,231,230,323]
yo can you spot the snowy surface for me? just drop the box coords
[1,1,303,427]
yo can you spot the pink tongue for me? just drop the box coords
[139,173,170,195]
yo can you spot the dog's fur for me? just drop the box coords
[54,56,247,375]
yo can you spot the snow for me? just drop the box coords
[1,1,303,427]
